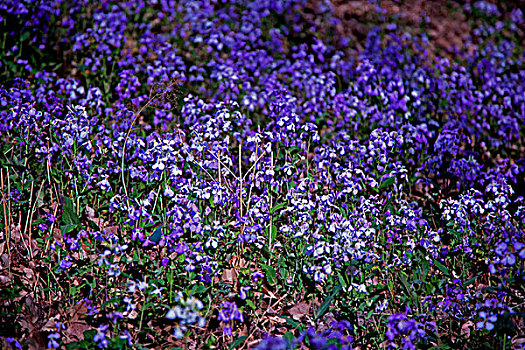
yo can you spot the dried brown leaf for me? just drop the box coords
[42,315,61,332]
[288,301,310,321]
[512,336,525,346]
[67,321,91,342]
[461,321,474,338]
[222,269,237,285]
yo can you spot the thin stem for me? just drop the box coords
[1,168,11,276]
[21,181,34,255]
[120,81,179,201]
[28,181,44,259]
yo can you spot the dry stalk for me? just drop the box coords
[120,80,180,200]
[1,168,11,275]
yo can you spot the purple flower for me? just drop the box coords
[240,286,251,300]
[476,311,497,331]
[251,271,264,281]
[93,325,109,348]
[5,337,21,349]
[58,256,72,272]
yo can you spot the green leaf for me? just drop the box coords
[259,245,275,260]
[60,224,78,235]
[229,336,247,349]
[464,273,480,287]
[88,219,100,231]
[398,271,413,295]
[365,309,374,319]
[261,264,277,286]
[20,31,30,43]
[150,225,162,243]
[421,259,430,279]
[378,177,395,189]
[338,272,347,288]
[314,294,333,321]
[314,284,341,321]
[62,197,80,226]
[270,202,286,214]
[246,299,256,310]
[433,259,451,276]
[284,331,295,342]
[190,285,208,295]
[278,315,300,328]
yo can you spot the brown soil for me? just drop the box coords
[330,0,523,59]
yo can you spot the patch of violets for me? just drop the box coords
[1,0,525,348]
[385,307,437,350]
[166,292,206,339]
[254,320,353,350]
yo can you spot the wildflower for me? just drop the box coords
[240,286,251,300]
[5,337,21,349]
[93,325,109,348]
[47,332,60,349]
[476,311,497,331]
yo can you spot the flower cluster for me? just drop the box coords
[166,292,206,338]
[1,0,524,348]
[218,300,244,336]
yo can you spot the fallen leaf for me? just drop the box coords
[42,315,61,332]
[221,268,237,285]
[461,321,474,338]
[23,267,36,283]
[103,225,120,236]
[266,306,276,315]
[70,302,88,323]
[512,336,525,346]
[288,301,310,321]
[67,322,91,342]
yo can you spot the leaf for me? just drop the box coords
[270,202,286,214]
[314,284,341,321]
[246,299,256,310]
[259,245,275,260]
[191,285,208,296]
[36,187,45,208]
[222,269,237,285]
[20,31,30,43]
[87,219,100,231]
[261,264,277,286]
[278,315,300,328]
[62,197,80,226]
[433,259,451,276]
[284,331,295,342]
[338,272,347,289]
[288,302,310,321]
[314,294,333,321]
[378,177,395,189]
[464,273,480,287]
[68,322,91,342]
[229,336,247,349]
[271,224,277,243]
[150,225,162,243]
[398,271,413,295]
[60,224,78,235]
[366,309,374,319]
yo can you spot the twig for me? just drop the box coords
[1,168,11,276]
[120,80,179,200]
[21,181,34,255]
[27,181,44,259]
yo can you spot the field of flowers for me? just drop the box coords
[0,0,524,349]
